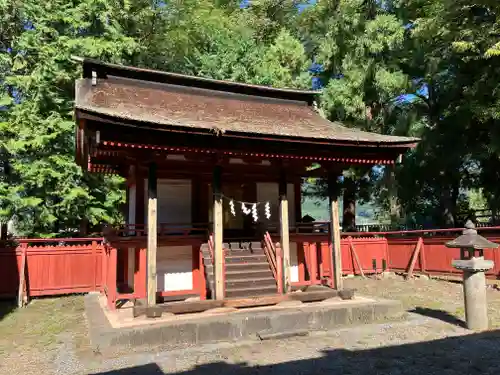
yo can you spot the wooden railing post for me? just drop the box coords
[102,244,108,295]
[279,171,291,293]
[263,232,283,294]
[146,162,158,307]
[91,240,97,291]
[328,173,343,289]
[276,241,283,294]
[213,165,224,300]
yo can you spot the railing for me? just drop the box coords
[205,233,226,298]
[263,231,283,294]
[110,223,210,237]
[207,234,215,265]
[343,225,500,238]
[265,221,330,235]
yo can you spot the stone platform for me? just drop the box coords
[84,293,404,353]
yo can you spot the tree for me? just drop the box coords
[0,0,311,236]
[0,0,158,236]
[394,0,500,226]
[296,0,423,227]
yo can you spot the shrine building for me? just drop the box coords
[73,57,418,314]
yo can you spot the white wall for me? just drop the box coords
[290,242,299,282]
[127,185,137,288]
[141,179,194,292]
[128,184,136,226]
[157,246,193,291]
[256,182,296,225]
[144,179,192,226]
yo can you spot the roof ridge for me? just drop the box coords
[71,56,320,104]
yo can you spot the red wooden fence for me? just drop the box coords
[0,238,104,298]
[343,227,500,279]
[2,227,500,301]
[386,235,500,278]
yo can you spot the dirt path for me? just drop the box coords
[1,277,500,374]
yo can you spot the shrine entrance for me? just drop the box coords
[210,182,269,241]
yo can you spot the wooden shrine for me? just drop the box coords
[73,57,417,313]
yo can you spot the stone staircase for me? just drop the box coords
[201,241,278,299]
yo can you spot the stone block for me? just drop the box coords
[373,300,403,321]
[85,290,405,352]
[349,305,374,324]
[239,315,272,338]
[160,323,198,347]
[268,310,312,333]
[196,320,238,344]
[146,306,163,318]
[310,306,350,330]
[132,305,146,318]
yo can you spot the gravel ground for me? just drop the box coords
[344,275,500,327]
[2,276,500,375]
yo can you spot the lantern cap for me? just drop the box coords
[445,220,499,250]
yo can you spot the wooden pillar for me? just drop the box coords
[309,243,318,283]
[213,165,224,300]
[294,179,305,283]
[279,171,291,293]
[135,171,145,227]
[294,179,302,223]
[328,173,343,290]
[147,162,158,306]
[108,246,118,310]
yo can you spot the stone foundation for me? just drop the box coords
[85,293,403,353]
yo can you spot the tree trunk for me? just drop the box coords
[440,184,457,228]
[342,178,356,232]
[79,218,88,236]
[0,223,7,240]
[384,166,401,224]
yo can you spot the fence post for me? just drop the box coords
[107,246,118,310]
[91,240,97,291]
[419,239,427,274]
[102,244,108,295]
[17,242,28,308]
[407,237,423,279]
[348,237,365,278]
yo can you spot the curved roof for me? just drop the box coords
[73,57,419,148]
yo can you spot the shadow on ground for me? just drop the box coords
[0,300,16,321]
[410,307,467,328]
[91,329,500,375]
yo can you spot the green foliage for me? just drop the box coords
[0,0,312,236]
[0,0,145,236]
[2,0,500,235]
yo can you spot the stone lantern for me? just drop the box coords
[446,220,498,331]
